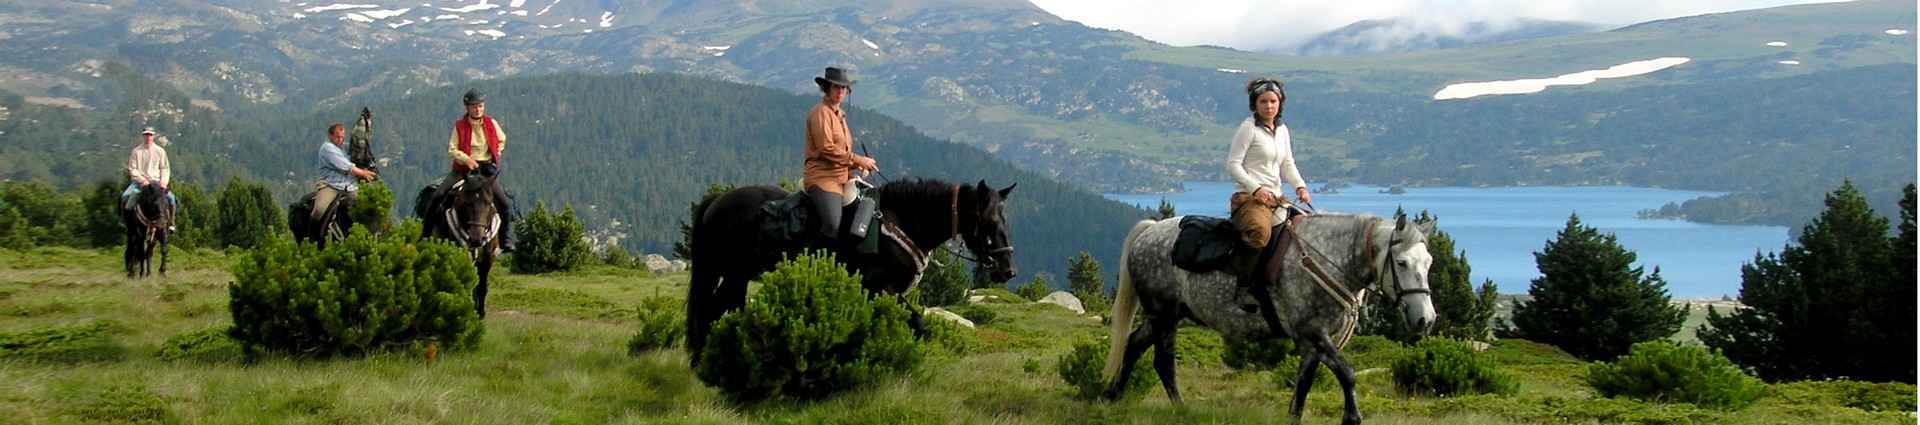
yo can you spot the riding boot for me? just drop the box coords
[1235,240,1288,335]
[493,184,517,253]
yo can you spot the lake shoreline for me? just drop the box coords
[1104,181,1789,299]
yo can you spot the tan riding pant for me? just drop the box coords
[312,183,341,221]
[1229,191,1290,249]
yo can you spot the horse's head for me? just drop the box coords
[452,172,499,249]
[135,186,168,222]
[961,180,1018,283]
[1381,214,1438,335]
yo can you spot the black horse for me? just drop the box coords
[289,192,354,248]
[416,171,503,319]
[122,186,171,278]
[684,178,1019,363]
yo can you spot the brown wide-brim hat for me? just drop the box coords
[814,67,855,88]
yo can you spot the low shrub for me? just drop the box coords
[1223,337,1295,371]
[1015,272,1053,302]
[1768,379,1918,412]
[1174,328,1226,368]
[348,180,395,235]
[922,316,978,356]
[1056,338,1157,401]
[58,382,177,424]
[626,295,684,354]
[510,203,592,274]
[227,222,482,358]
[1272,355,1330,390]
[0,321,127,363]
[914,249,970,307]
[1586,341,1765,409]
[951,305,997,326]
[1392,337,1517,397]
[694,252,921,401]
[157,326,243,363]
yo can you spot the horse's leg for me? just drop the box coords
[473,254,491,319]
[1306,332,1364,425]
[1289,349,1324,424]
[124,228,137,278]
[685,259,721,364]
[1150,313,1184,404]
[158,235,169,277]
[1102,313,1161,401]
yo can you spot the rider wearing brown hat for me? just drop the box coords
[803,67,880,244]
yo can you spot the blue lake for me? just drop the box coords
[1103,182,1790,299]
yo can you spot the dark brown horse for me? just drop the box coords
[122,186,171,278]
[683,178,1019,364]
[417,171,501,318]
[288,191,353,249]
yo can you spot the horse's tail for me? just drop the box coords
[1104,219,1157,380]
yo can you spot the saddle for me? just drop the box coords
[294,190,355,223]
[759,191,886,255]
[1171,215,1299,276]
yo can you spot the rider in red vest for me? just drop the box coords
[438,89,517,252]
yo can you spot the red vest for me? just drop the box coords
[455,116,502,170]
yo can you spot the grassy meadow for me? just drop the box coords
[0,246,1910,424]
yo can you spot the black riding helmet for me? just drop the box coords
[463,89,484,105]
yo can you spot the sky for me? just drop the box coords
[1026,0,1854,52]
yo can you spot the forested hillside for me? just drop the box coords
[0,70,1148,283]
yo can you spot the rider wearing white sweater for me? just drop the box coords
[1225,78,1312,251]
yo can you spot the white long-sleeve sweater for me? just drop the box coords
[1224,117,1306,195]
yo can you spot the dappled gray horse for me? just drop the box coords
[1104,213,1437,425]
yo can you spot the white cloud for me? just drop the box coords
[1028,0,1853,51]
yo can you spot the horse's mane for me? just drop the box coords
[871,178,958,248]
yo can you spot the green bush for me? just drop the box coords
[348,180,394,235]
[1223,337,1295,371]
[1057,338,1157,401]
[951,305,997,326]
[510,203,592,274]
[227,221,483,358]
[1174,329,1226,368]
[626,295,684,354]
[1272,355,1329,389]
[0,181,84,248]
[1015,272,1052,302]
[1587,341,1764,409]
[157,327,243,363]
[215,179,281,249]
[168,183,219,250]
[914,248,970,307]
[1392,337,1517,397]
[694,252,921,401]
[82,180,124,248]
[922,316,978,356]
[0,321,127,363]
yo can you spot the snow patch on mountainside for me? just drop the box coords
[1434,57,1690,100]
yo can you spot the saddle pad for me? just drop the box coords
[759,191,813,247]
[1171,216,1242,273]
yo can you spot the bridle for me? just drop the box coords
[442,177,500,259]
[940,185,1013,271]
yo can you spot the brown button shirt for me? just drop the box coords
[804,101,856,195]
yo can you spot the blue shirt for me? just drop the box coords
[318,141,357,191]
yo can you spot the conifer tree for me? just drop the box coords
[1511,213,1686,361]
[1701,181,1913,382]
